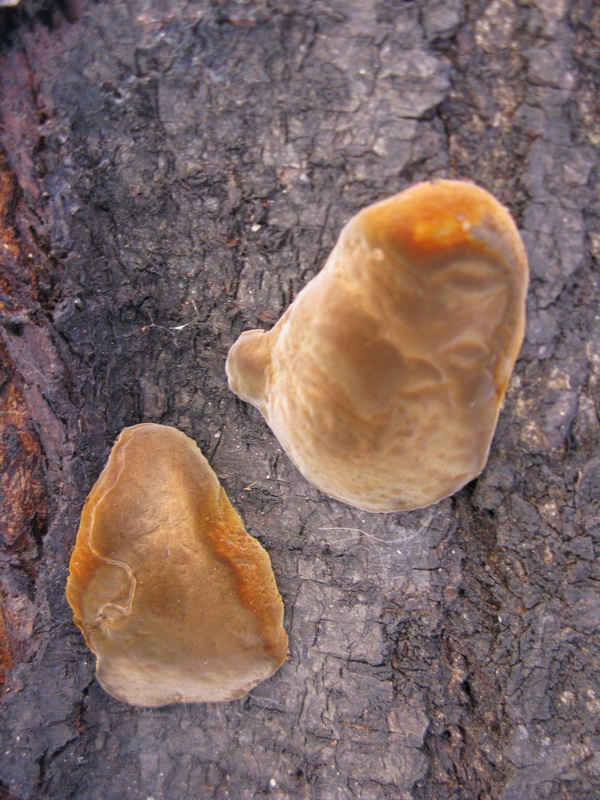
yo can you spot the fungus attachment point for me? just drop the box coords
[66,424,287,706]
[226,180,529,512]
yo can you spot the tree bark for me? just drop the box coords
[1,1,599,798]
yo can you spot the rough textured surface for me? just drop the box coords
[67,423,287,706]
[0,0,598,798]
[227,180,529,512]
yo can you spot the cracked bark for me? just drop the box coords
[1,1,599,799]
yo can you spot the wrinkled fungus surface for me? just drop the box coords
[227,180,529,512]
[66,424,288,706]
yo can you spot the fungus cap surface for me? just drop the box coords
[226,179,529,512]
[66,423,288,706]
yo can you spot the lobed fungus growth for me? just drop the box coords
[226,180,529,512]
[66,423,288,706]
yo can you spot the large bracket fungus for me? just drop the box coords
[66,424,288,706]
[226,180,529,512]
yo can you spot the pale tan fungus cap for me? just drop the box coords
[66,423,288,706]
[226,179,529,512]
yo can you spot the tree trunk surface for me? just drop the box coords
[1,1,599,798]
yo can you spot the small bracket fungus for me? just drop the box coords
[226,180,529,512]
[66,423,288,706]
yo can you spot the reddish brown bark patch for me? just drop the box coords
[0,605,13,689]
[0,147,49,578]
[0,341,47,568]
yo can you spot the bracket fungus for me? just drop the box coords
[66,423,287,706]
[226,180,529,512]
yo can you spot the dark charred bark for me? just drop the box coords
[1,1,599,799]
